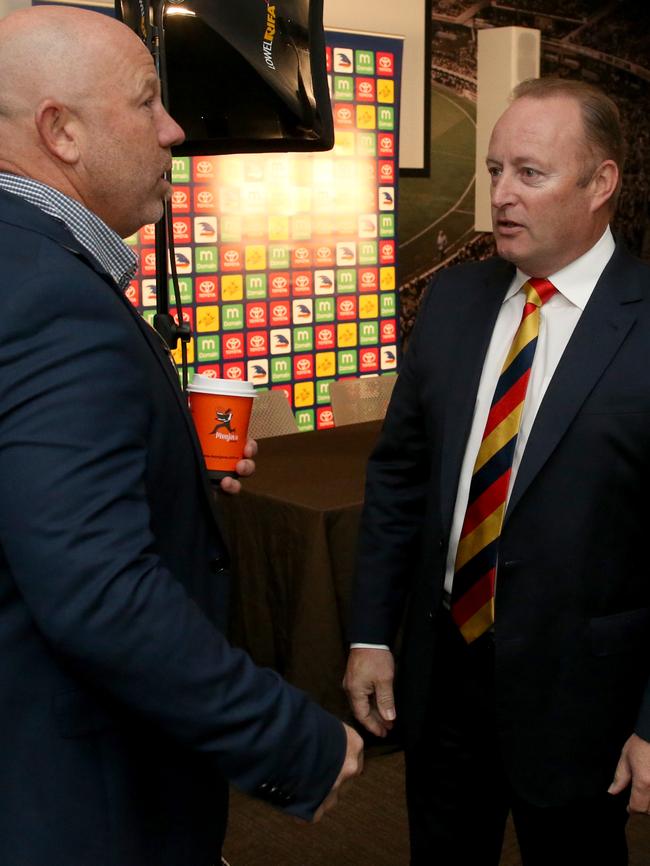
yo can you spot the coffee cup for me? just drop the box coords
[187,375,256,478]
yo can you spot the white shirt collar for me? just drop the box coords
[505,226,616,309]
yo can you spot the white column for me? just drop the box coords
[474,26,540,231]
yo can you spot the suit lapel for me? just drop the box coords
[0,191,222,530]
[111,280,225,530]
[505,246,643,521]
[440,260,514,534]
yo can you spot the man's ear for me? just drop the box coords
[590,159,619,213]
[34,99,80,164]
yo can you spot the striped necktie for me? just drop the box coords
[451,277,557,643]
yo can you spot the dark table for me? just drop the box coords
[218,421,382,718]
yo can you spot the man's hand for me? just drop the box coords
[219,438,258,495]
[343,647,396,738]
[608,733,650,813]
[311,722,364,823]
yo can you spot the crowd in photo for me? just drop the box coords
[568,1,650,69]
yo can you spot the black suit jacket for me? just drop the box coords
[0,189,344,866]
[350,247,650,806]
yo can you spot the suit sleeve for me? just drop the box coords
[0,261,345,819]
[348,279,437,646]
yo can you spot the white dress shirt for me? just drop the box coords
[353,227,616,650]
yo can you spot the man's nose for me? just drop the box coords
[158,107,185,148]
[490,173,516,210]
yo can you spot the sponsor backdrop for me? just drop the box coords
[126,31,403,432]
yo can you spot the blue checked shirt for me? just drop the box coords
[0,172,138,291]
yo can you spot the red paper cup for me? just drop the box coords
[187,375,256,478]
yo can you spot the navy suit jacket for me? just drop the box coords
[350,247,650,806]
[0,189,344,866]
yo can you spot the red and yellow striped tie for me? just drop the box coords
[451,278,556,643]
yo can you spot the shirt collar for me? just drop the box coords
[505,226,616,310]
[0,172,138,291]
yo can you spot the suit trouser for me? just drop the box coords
[404,611,629,866]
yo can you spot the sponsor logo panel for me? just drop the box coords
[381,346,398,370]
[247,359,269,384]
[223,332,245,360]
[295,408,315,431]
[376,52,395,76]
[294,381,315,409]
[317,406,335,430]
[196,306,220,334]
[131,34,402,428]
[316,379,334,404]
[247,331,269,357]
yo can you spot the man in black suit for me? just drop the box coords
[0,6,361,865]
[344,77,650,865]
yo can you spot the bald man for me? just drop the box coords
[0,7,361,866]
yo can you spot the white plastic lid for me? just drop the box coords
[187,374,256,398]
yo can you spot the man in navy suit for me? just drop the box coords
[0,6,362,865]
[344,78,650,865]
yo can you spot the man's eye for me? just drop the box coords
[522,167,539,178]
[487,166,501,177]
